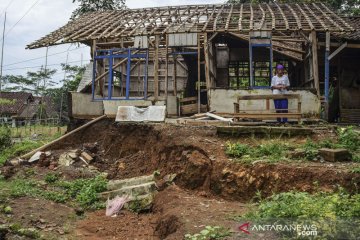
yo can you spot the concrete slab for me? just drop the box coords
[319,148,351,162]
[115,106,166,122]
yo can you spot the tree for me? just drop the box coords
[226,0,360,15]
[71,0,126,19]
[1,67,57,96]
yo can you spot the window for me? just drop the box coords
[228,61,288,88]
[229,61,250,88]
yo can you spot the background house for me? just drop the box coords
[0,92,58,125]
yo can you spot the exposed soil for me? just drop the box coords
[0,197,77,239]
[1,119,360,239]
[45,119,360,200]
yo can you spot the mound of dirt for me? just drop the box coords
[41,119,360,200]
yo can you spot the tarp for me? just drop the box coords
[115,106,166,122]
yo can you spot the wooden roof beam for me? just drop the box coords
[266,4,275,30]
[225,4,233,31]
[295,3,314,30]
[275,3,289,30]
[286,4,302,30]
[238,4,243,31]
[213,4,225,31]
[320,3,353,31]
[202,5,216,32]
[303,3,328,31]
[312,3,343,31]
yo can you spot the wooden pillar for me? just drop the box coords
[173,55,177,96]
[121,38,125,97]
[310,31,320,97]
[153,35,160,100]
[165,35,169,98]
[204,33,211,92]
[197,33,201,113]
[324,31,330,121]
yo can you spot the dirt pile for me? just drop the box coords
[42,119,360,201]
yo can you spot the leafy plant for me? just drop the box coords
[0,141,42,166]
[337,127,359,152]
[239,191,360,239]
[0,127,12,152]
[225,141,289,162]
[185,226,231,240]
[44,173,59,184]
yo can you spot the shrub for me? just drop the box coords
[0,127,11,152]
[337,127,359,152]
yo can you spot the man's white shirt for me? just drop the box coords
[271,75,290,94]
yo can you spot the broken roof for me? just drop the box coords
[27,3,354,49]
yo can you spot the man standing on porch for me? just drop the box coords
[271,64,290,123]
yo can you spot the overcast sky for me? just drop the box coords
[0,0,221,87]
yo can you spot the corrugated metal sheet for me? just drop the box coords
[168,33,197,47]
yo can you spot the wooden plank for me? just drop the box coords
[179,96,198,103]
[276,3,289,30]
[206,112,233,122]
[217,126,314,136]
[217,113,302,119]
[237,94,301,100]
[204,33,211,92]
[173,55,177,96]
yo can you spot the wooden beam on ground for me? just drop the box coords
[21,115,107,159]
[217,126,314,136]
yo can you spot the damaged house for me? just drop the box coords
[27,3,360,122]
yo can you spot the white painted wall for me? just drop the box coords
[209,89,320,117]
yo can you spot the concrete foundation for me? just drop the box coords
[209,89,320,117]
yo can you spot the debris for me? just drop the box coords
[81,152,93,163]
[79,157,89,166]
[205,112,233,122]
[106,196,129,217]
[58,152,75,167]
[83,142,99,154]
[319,148,351,162]
[28,152,43,163]
[7,158,25,166]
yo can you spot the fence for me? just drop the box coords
[1,118,67,142]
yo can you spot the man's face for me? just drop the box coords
[277,69,284,76]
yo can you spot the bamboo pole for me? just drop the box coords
[21,115,107,159]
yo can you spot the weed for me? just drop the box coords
[338,127,359,152]
[351,167,360,174]
[226,141,289,162]
[237,191,360,239]
[44,173,59,184]
[0,175,107,209]
[185,226,231,240]
[0,127,11,152]
[0,141,42,166]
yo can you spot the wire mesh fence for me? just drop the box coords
[0,118,67,142]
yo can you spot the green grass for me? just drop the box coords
[0,140,43,166]
[0,175,108,209]
[233,191,360,239]
[0,131,64,166]
[225,141,291,163]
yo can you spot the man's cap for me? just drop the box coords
[276,64,284,70]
